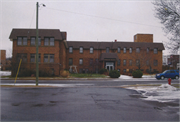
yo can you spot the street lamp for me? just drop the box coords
[36,2,45,86]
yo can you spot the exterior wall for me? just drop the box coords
[65,47,163,74]
[59,41,67,72]
[113,48,162,74]
[0,50,6,70]
[66,48,102,73]
[134,34,153,43]
[12,39,61,76]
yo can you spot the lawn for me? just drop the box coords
[69,73,107,78]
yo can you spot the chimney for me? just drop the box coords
[115,39,117,42]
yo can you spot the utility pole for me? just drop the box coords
[36,2,39,86]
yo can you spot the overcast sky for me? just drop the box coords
[1,0,170,57]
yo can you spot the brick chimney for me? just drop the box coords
[115,39,117,42]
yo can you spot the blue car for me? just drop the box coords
[156,70,179,80]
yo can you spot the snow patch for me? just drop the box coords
[127,84,180,103]
[119,75,133,79]
[0,71,11,76]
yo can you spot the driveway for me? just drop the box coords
[1,86,179,121]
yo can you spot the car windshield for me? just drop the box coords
[162,70,167,73]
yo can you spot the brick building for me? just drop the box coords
[9,28,164,76]
[0,50,6,70]
[167,55,179,69]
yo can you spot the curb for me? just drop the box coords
[0,78,111,80]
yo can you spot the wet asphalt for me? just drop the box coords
[1,84,179,121]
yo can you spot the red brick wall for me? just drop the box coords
[0,50,6,70]
[66,49,102,73]
[134,34,153,43]
[115,49,162,74]
[65,48,163,74]
[12,39,61,76]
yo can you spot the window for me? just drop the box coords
[123,59,126,66]
[117,47,120,53]
[79,47,83,53]
[146,60,149,66]
[79,58,83,65]
[30,54,41,62]
[123,48,126,53]
[129,47,132,53]
[17,37,27,45]
[136,48,140,53]
[23,37,27,45]
[154,48,158,54]
[123,69,126,73]
[79,69,83,73]
[90,58,93,65]
[44,54,48,62]
[106,47,109,53]
[31,37,35,45]
[31,37,41,46]
[170,71,175,73]
[90,47,93,53]
[30,54,35,62]
[136,59,140,66]
[44,54,54,63]
[49,54,54,62]
[147,48,150,53]
[118,59,120,66]
[44,38,49,46]
[50,38,54,46]
[154,60,158,66]
[69,47,73,53]
[17,37,22,45]
[17,53,27,62]
[44,37,54,46]
[95,58,98,63]
[69,58,73,65]
[38,38,41,46]
[129,60,132,66]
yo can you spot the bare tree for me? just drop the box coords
[131,49,153,73]
[152,0,180,54]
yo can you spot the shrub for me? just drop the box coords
[132,70,143,78]
[99,68,108,74]
[60,70,69,78]
[109,70,120,78]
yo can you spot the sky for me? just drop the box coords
[0,0,171,57]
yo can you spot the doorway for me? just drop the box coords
[105,62,114,71]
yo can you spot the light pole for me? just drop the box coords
[36,2,45,86]
[36,2,39,86]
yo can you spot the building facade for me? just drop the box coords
[0,50,6,70]
[9,28,164,76]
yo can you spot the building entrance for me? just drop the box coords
[105,62,114,71]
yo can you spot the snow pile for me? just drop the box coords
[0,71,11,76]
[119,75,133,79]
[127,84,180,103]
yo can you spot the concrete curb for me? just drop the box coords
[0,77,111,80]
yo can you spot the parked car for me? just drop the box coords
[156,70,179,80]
